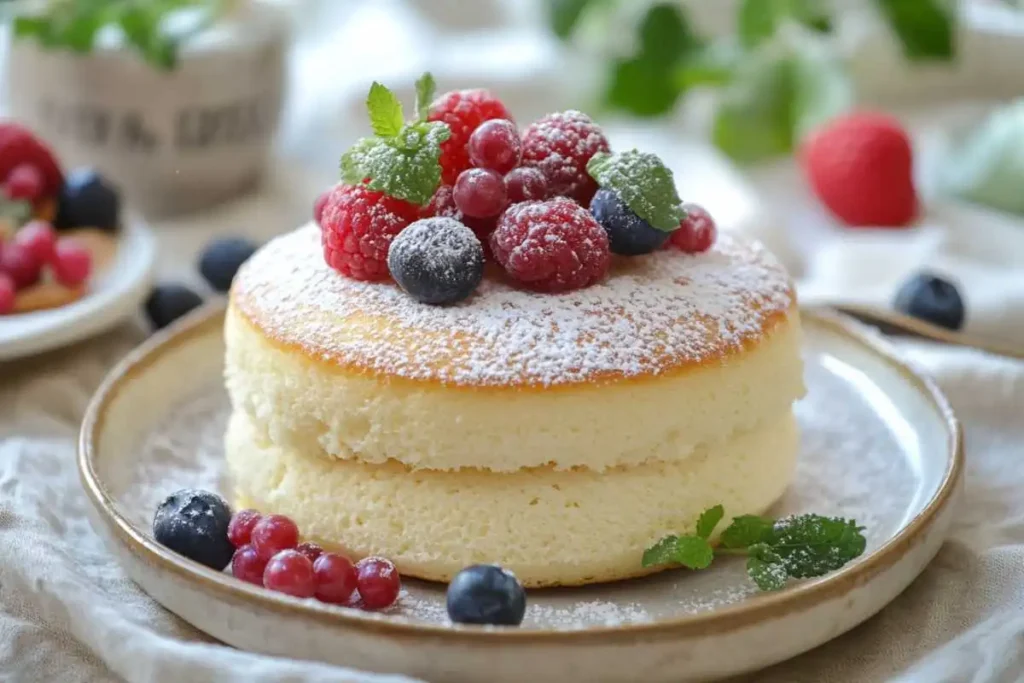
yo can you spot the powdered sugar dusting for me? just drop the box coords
[234,224,794,387]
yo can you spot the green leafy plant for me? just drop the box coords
[642,505,867,591]
[12,0,233,70]
[552,0,956,163]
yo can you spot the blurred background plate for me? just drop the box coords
[0,218,155,361]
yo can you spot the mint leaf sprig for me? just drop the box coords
[587,149,686,232]
[340,73,450,206]
[642,506,866,591]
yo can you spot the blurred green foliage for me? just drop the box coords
[12,0,221,70]
[551,0,956,162]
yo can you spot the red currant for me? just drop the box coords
[263,550,316,599]
[469,120,521,174]
[355,557,401,610]
[504,167,548,204]
[0,273,15,315]
[227,509,262,548]
[51,239,92,288]
[14,221,57,265]
[250,514,299,561]
[295,542,324,564]
[666,203,717,253]
[313,552,358,604]
[454,168,507,218]
[231,545,267,586]
[0,242,42,290]
[5,164,44,202]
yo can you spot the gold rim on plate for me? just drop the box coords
[78,303,963,644]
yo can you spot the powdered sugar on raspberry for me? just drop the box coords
[491,198,610,293]
[233,223,794,387]
[520,110,609,205]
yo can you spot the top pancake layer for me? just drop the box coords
[232,223,795,389]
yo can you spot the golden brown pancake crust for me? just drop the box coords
[232,224,796,390]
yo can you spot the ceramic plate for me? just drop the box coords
[79,306,961,683]
[0,219,156,361]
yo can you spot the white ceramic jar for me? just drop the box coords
[4,1,289,217]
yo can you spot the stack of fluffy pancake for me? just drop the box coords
[224,224,804,587]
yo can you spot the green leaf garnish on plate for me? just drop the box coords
[642,534,714,570]
[642,505,867,592]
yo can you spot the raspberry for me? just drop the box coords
[0,273,15,315]
[227,509,262,548]
[5,164,44,202]
[250,514,299,562]
[520,110,610,206]
[0,124,63,199]
[666,203,717,253]
[490,198,610,293]
[314,189,331,226]
[428,90,512,186]
[321,184,420,281]
[355,556,401,610]
[420,185,461,220]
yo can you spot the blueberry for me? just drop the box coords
[145,284,204,330]
[55,168,120,232]
[199,237,259,293]
[387,217,484,305]
[152,489,234,570]
[590,188,670,256]
[446,564,527,626]
[894,272,965,331]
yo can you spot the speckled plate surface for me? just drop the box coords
[79,305,961,683]
[0,218,156,361]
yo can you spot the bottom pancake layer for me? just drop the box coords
[226,412,799,587]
